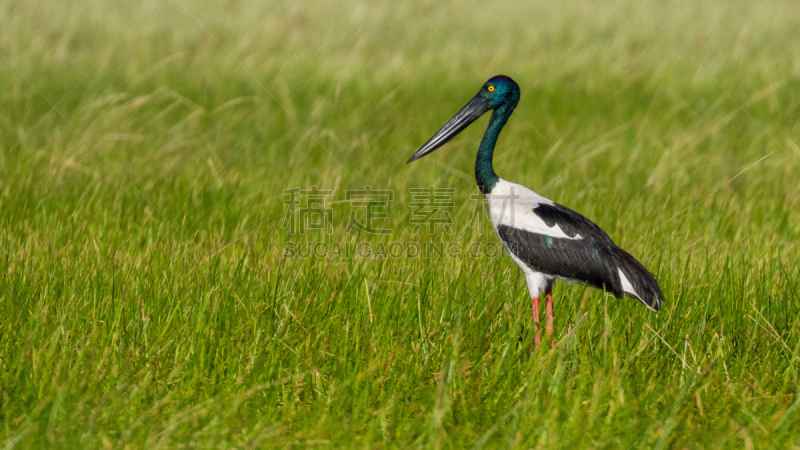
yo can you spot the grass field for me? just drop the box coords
[2,0,800,447]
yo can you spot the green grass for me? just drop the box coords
[2,0,800,447]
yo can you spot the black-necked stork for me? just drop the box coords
[407,75,663,348]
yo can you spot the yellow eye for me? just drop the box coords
[487,86,495,92]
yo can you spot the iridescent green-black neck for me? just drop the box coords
[476,104,513,195]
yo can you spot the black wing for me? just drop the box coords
[532,203,614,243]
[497,203,664,310]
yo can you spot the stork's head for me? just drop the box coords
[407,75,520,163]
[480,75,521,110]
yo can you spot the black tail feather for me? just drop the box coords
[608,246,664,311]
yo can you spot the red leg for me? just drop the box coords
[532,296,541,350]
[545,285,554,348]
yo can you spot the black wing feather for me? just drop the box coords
[532,203,614,243]
[497,202,664,311]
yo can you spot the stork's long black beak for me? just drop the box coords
[406,95,491,163]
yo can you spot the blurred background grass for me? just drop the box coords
[1,0,800,447]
